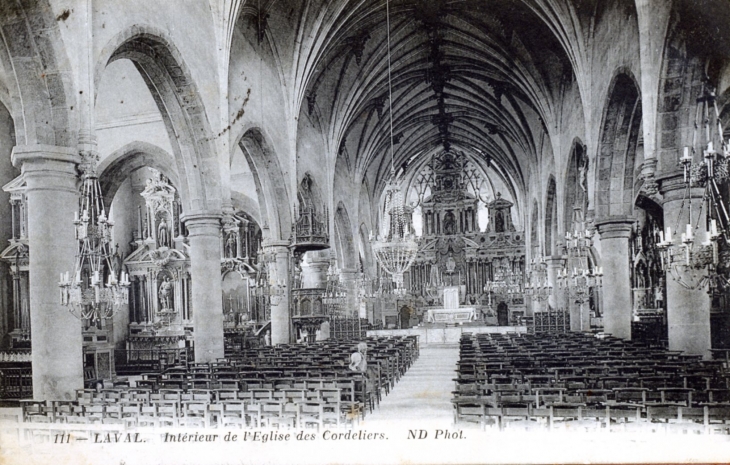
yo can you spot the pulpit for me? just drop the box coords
[426,286,476,323]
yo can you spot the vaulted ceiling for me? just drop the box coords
[300,0,577,191]
[236,0,640,201]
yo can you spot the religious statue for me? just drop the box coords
[444,211,456,235]
[495,210,505,233]
[578,155,588,193]
[158,218,169,248]
[226,232,237,258]
[445,253,456,274]
[158,277,173,310]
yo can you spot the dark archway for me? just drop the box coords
[334,202,357,270]
[545,176,557,256]
[98,141,179,210]
[237,128,292,241]
[596,72,642,219]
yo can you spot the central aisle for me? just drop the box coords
[365,345,459,425]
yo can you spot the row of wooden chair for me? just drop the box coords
[454,399,730,433]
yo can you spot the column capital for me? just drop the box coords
[595,217,635,240]
[182,213,222,237]
[657,171,705,203]
[11,145,81,194]
[11,145,80,169]
[262,240,291,251]
[640,157,658,178]
[544,255,566,268]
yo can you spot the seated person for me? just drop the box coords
[349,342,368,372]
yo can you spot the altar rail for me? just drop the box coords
[0,362,32,400]
[368,326,527,345]
[114,348,191,375]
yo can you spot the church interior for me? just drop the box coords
[1,0,730,441]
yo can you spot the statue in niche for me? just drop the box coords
[225,232,237,258]
[444,211,456,235]
[445,253,456,274]
[495,210,505,233]
[158,277,173,311]
[578,155,588,193]
[158,218,169,248]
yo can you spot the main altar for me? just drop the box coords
[425,287,476,323]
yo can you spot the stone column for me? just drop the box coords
[12,145,83,400]
[184,214,224,363]
[545,256,566,312]
[660,174,712,359]
[265,241,291,345]
[596,217,635,340]
[301,251,329,289]
[340,269,360,319]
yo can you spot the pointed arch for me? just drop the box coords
[237,127,291,241]
[96,25,222,214]
[595,70,642,219]
[564,138,588,234]
[0,0,76,147]
[97,141,178,209]
[545,176,557,256]
[334,201,357,270]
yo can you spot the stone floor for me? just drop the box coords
[365,345,459,425]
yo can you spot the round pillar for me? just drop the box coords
[301,252,329,289]
[264,241,291,345]
[545,256,566,313]
[12,145,83,400]
[596,217,635,340]
[660,174,712,359]
[184,214,224,363]
[340,269,360,319]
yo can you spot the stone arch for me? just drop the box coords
[334,202,357,270]
[596,71,642,218]
[230,191,262,227]
[237,127,291,241]
[97,141,178,209]
[545,176,557,256]
[359,223,374,275]
[0,0,76,147]
[96,25,222,214]
[564,138,588,234]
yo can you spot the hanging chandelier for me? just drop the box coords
[557,226,603,331]
[524,256,552,303]
[656,85,730,293]
[59,153,130,322]
[558,229,603,301]
[370,0,419,295]
[322,261,347,311]
[483,260,522,307]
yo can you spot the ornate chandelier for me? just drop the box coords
[370,0,418,296]
[656,85,730,293]
[322,261,347,311]
[557,228,602,330]
[59,153,130,322]
[371,183,419,296]
[483,260,522,307]
[524,256,552,303]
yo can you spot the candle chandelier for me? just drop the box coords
[656,85,730,293]
[558,228,603,330]
[370,0,419,296]
[59,153,130,322]
[483,261,523,307]
[322,261,347,312]
[524,256,553,303]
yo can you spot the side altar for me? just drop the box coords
[425,287,476,323]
